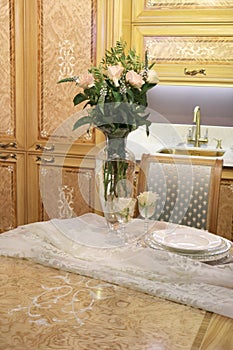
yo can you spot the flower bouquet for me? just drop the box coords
[58,41,158,230]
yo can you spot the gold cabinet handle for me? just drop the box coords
[184,68,206,76]
[35,144,55,151]
[0,153,17,160]
[0,142,17,149]
[36,156,55,163]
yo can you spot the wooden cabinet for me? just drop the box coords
[0,152,26,233]
[131,25,233,85]
[123,0,233,85]
[25,0,99,154]
[217,168,233,241]
[132,0,233,23]
[27,154,100,224]
[0,0,26,232]
[0,0,25,151]
[0,0,108,232]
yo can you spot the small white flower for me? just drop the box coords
[137,191,159,207]
[146,70,159,84]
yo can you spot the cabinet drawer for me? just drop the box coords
[132,0,233,23]
[132,25,233,85]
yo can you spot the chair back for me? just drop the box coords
[137,154,223,233]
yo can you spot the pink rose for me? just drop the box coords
[107,65,124,87]
[78,73,95,89]
[126,70,144,89]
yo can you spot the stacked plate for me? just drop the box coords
[144,228,232,262]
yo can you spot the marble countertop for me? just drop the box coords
[127,123,233,167]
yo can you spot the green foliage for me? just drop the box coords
[57,40,158,136]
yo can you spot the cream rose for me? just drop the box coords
[126,70,144,89]
[78,73,95,89]
[137,191,159,207]
[146,70,159,84]
[107,65,124,87]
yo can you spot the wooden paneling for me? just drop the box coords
[0,152,25,232]
[218,169,233,241]
[27,154,98,224]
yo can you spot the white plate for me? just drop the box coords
[151,228,223,253]
[144,234,232,262]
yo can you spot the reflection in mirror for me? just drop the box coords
[147,85,233,127]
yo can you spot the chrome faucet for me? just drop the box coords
[187,106,208,147]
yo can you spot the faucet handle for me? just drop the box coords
[214,138,222,149]
[187,127,192,138]
[204,128,208,139]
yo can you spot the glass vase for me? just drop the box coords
[95,131,136,233]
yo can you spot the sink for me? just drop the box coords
[158,148,225,157]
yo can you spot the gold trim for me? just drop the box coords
[9,0,16,138]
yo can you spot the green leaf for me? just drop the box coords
[73,116,92,130]
[148,62,155,69]
[126,88,134,102]
[73,93,89,106]
[112,90,122,102]
[57,77,76,84]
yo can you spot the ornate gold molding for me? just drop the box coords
[146,0,233,9]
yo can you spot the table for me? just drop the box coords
[1,214,233,349]
[1,256,233,350]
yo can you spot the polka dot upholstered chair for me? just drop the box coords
[137,154,223,234]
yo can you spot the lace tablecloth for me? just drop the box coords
[0,213,233,319]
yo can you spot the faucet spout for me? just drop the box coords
[193,106,201,147]
[186,105,208,148]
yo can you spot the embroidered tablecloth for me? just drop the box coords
[0,213,233,318]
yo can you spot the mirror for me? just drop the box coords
[147,85,233,127]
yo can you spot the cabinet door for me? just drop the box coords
[132,0,233,23]
[0,152,26,233]
[25,0,103,155]
[27,154,99,223]
[0,0,25,150]
[217,175,233,241]
[132,25,233,85]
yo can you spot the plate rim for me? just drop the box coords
[150,229,224,253]
[144,234,232,262]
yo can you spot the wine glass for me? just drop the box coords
[114,197,137,243]
[137,191,158,236]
